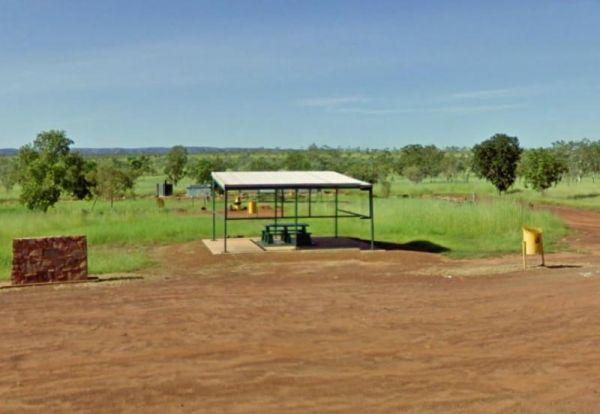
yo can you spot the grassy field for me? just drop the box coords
[3,173,593,280]
[379,176,600,210]
[0,181,567,280]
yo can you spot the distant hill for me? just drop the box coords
[0,146,287,156]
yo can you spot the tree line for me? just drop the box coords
[0,130,598,211]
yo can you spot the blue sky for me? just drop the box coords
[1,0,599,149]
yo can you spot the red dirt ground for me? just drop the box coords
[1,207,600,413]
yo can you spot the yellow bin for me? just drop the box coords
[522,226,545,268]
[522,226,542,255]
[248,200,257,215]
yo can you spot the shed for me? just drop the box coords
[186,184,211,198]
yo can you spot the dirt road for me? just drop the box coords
[1,207,600,413]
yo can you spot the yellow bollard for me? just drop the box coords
[522,226,545,269]
[248,200,257,215]
[232,195,242,211]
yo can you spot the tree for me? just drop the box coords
[62,153,96,200]
[187,156,227,184]
[440,153,461,182]
[403,165,426,183]
[356,151,394,184]
[307,145,343,171]
[284,151,311,170]
[396,145,443,181]
[345,156,380,184]
[246,155,279,171]
[580,140,600,182]
[187,158,213,184]
[378,179,392,198]
[127,155,154,178]
[16,130,93,211]
[472,134,522,193]
[164,145,188,185]
[521,149,568,193]
[0,157,17,192]
[88,159,136,207]
[550,139,600,183]
[372,149,394,178]
[460,150,473,182]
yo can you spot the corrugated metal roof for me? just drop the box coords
[211,171,372,190]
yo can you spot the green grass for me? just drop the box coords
[135,174,194,196]
[380,175,600,210]
[2,172,589,280]
[0,191,567,280]
[371,197,566,257]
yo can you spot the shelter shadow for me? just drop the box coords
[353,238,451,253]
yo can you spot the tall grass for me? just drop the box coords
[380,176,600,210]
[0,193,566,280]
[370,197,565,257]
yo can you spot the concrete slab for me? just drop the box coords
[257,239,296,252]
[202,237,379,255]
[202,238,265,255]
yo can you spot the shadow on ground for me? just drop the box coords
[372,239,450,253]
[302,237,450,254]
[567,193,600,200]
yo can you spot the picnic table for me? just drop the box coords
[262,222,312,246]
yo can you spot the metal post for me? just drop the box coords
[274,189,278,226]
[334,188,339,238]
[211,179,216,241]
[294,189,299,228]
[224,189,228,253]
[369,187,374,250]
[540,235,545,267]
[282,190,285,219]
[308,188,312,217]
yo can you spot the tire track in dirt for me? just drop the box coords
[541,205,600,251]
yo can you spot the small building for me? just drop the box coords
[156,181,173,197]
[186,184,211,198]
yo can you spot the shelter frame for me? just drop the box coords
[210,171,375,253]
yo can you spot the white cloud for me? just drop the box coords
[297,96,367,108]
[450,88,516,100]
[326,103,522,115]
[331,107,406,115]
[446,85,542,101]
[296,91,524,116]
[432,103,523,114]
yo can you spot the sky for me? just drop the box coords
[1,0,599,149]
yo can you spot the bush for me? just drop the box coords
[472,134,522,193]
[521,149,568,193]
[403,165,426,183]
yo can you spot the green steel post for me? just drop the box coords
[224,189,228,253]
[294,189,299,228]
[334,188,339,238]
[211,180,216,241]
[369,187,374,250]
[274,189,278,226]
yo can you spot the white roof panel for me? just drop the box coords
[211,171,372,190]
